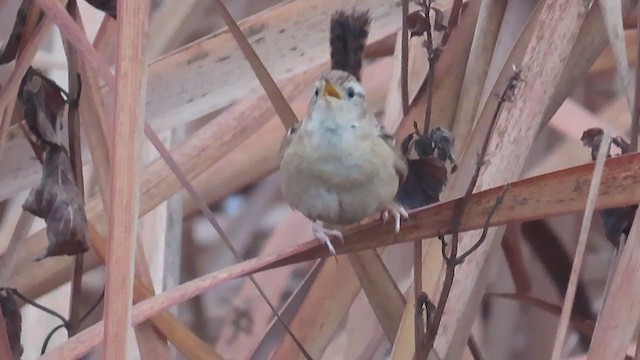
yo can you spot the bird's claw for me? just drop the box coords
[381,204,409,233]
[312,221,344,255]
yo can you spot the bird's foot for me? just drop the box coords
[312,221,344,255]
[381,203,409,233]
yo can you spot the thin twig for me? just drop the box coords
[40,324,65,355]
[444,0,464,43]
[550,134,611,360]
[63,0,84,336]
[10,289,68,325]
[467,333,485,360]
[424,69,522,354]
[40,289,105,355]
[401,0,410,115]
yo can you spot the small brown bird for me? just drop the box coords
[279,10,408,254]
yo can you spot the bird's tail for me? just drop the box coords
[329,10,371,81]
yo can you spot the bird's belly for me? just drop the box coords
[280,166,398,225]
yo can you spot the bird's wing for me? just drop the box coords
[378,126,408,183]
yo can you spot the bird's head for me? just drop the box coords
[306,70,369,124]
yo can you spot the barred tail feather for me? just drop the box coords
[329,10,371,81]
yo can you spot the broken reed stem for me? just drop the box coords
[401,0,410,115]
[103,0,150,358]
[550,134,611,360]
[63,0,85,336]
[424,70,521,355]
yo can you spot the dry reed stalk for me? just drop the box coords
[33,0,113,85]
[550,135,611,359]
[586,204,640,358]
[102,0,150,358]
[598,0,634,109]
[451,0,507,150]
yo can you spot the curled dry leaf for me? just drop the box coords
[18,67,67,145]
[0,0,43,64]
[0,289,22,360]
[23,143,89,260]
[85,0,117,19]
[581,127,636,247]
[396,126,455,209]
[405,7,446,38]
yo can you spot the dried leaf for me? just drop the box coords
[18,67,68,145]
[0,0,43,64]
[85,0,116,19]
[23,143,89,259]
[406,11,429,37]
[395,126,455,209]
[0,289,22,360]
[406,7,446,38]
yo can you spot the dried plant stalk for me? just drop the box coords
[550,135,611,359]
[102,0,150,357]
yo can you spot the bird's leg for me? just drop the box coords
[381,202,409,233]
[312,221,344,255]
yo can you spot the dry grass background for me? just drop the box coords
[0,0,638,359]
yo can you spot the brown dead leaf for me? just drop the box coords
[406,7,446,38]
[396,126,455,209]
[18,67,68,145]
[23,143,89,259]
[0,289,22,360]
[0,0,43,64]
[85,0,116,19]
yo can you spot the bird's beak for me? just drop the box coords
[323,80,342,100]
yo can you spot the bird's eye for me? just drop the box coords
[314,88,319,96]
[347,87,355,99]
